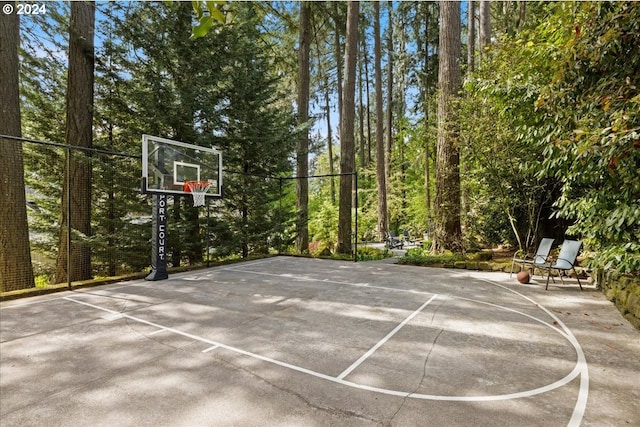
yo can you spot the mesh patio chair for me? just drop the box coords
[402,230,415,245]
[386,231,404,249]
[536,239,583,291]
[510,238,555,278]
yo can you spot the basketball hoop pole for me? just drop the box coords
[146,194,168,281]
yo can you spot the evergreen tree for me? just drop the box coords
[114,1,228,266]
[373,1,388,241]
[337,1,359,254]
[434,1,462,251]
[19,3,69,283]
[0,2,35,291]
[214,3,296,258]
[55,0,95,283]
[295,1,311,254]
[92,7,151,276]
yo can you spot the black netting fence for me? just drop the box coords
[1,136,361,293]
[19,138,149,288]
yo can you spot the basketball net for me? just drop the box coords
[185,181,211,207]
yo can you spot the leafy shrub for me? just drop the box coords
[310,240,334,257]
[399,248,464,266]
[356,246,391,261]
[399,247,495,266]
[467,251,493,261]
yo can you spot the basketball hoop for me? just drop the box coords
[184,180,211,207]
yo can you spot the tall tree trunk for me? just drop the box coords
[358,32,365,169]
[316,36,335,203]
[295,1,310,253]
[467,0,476,73]
[363,33,372,165]
[385,1,394,198]
[55,1,95,283]
[337,1,358,255]
[374,1,388,241]
[423,2,432,224]
[434,0,462,252]
[0,2,35,291]
[479,0,491,51]
[324,79,335,205]
[517,1,526,31]
[332,2,343,140]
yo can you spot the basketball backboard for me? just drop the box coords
[142,134,222,198]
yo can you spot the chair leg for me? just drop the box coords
[510,260,515,277]
[573,268,583,291]
[545,269,552,290]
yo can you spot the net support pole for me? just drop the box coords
[66,146,72,288]
[354,171,358,263]
[145,194,168,281]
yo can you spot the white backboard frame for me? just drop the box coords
[142,134,222,198]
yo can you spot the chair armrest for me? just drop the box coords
[513,251,535,261]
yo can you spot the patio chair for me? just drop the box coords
[536,239,583,291]
[402,230,415,245]
[510,237,555,278]
[386,231,404,249]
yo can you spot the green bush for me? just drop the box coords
[467,251,493,261]
[356,246,391,261]
[399,248,495,266]
[399,248,464,266]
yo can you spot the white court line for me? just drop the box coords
[62,296,337,383]
[450,295,571,340]
[61,281,585,411]
[224,267,432,296]
[338,294,439,380]
[221,257,283,271]
[474,278,589,427]
[202,345,219,353]
[223,267,362,287]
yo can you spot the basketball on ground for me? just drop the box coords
[516,270,530,284]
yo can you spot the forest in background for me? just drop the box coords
[0,1,638,292]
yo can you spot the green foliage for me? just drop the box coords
[209,3,297,258]
[309,199,338,243]
[387,120,433,236]
[190,1,230,39]
[399,247,492,266]
[398,247,463,266]
[34,275,49,288]
[356,246,390,261]
[460,23,558,252]
[16,0,299,282]
[16,1,638,282]
[460,2,639,275]
[534,2,640,275]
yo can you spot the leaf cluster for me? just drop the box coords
[461,2,639,275]
[534,2,640,274]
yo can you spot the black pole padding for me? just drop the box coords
[145,194,169,280]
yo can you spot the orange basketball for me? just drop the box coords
[516,271,530,284]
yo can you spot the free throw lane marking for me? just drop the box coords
[338,294,439,380]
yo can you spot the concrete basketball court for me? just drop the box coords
[1,256,638,426]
